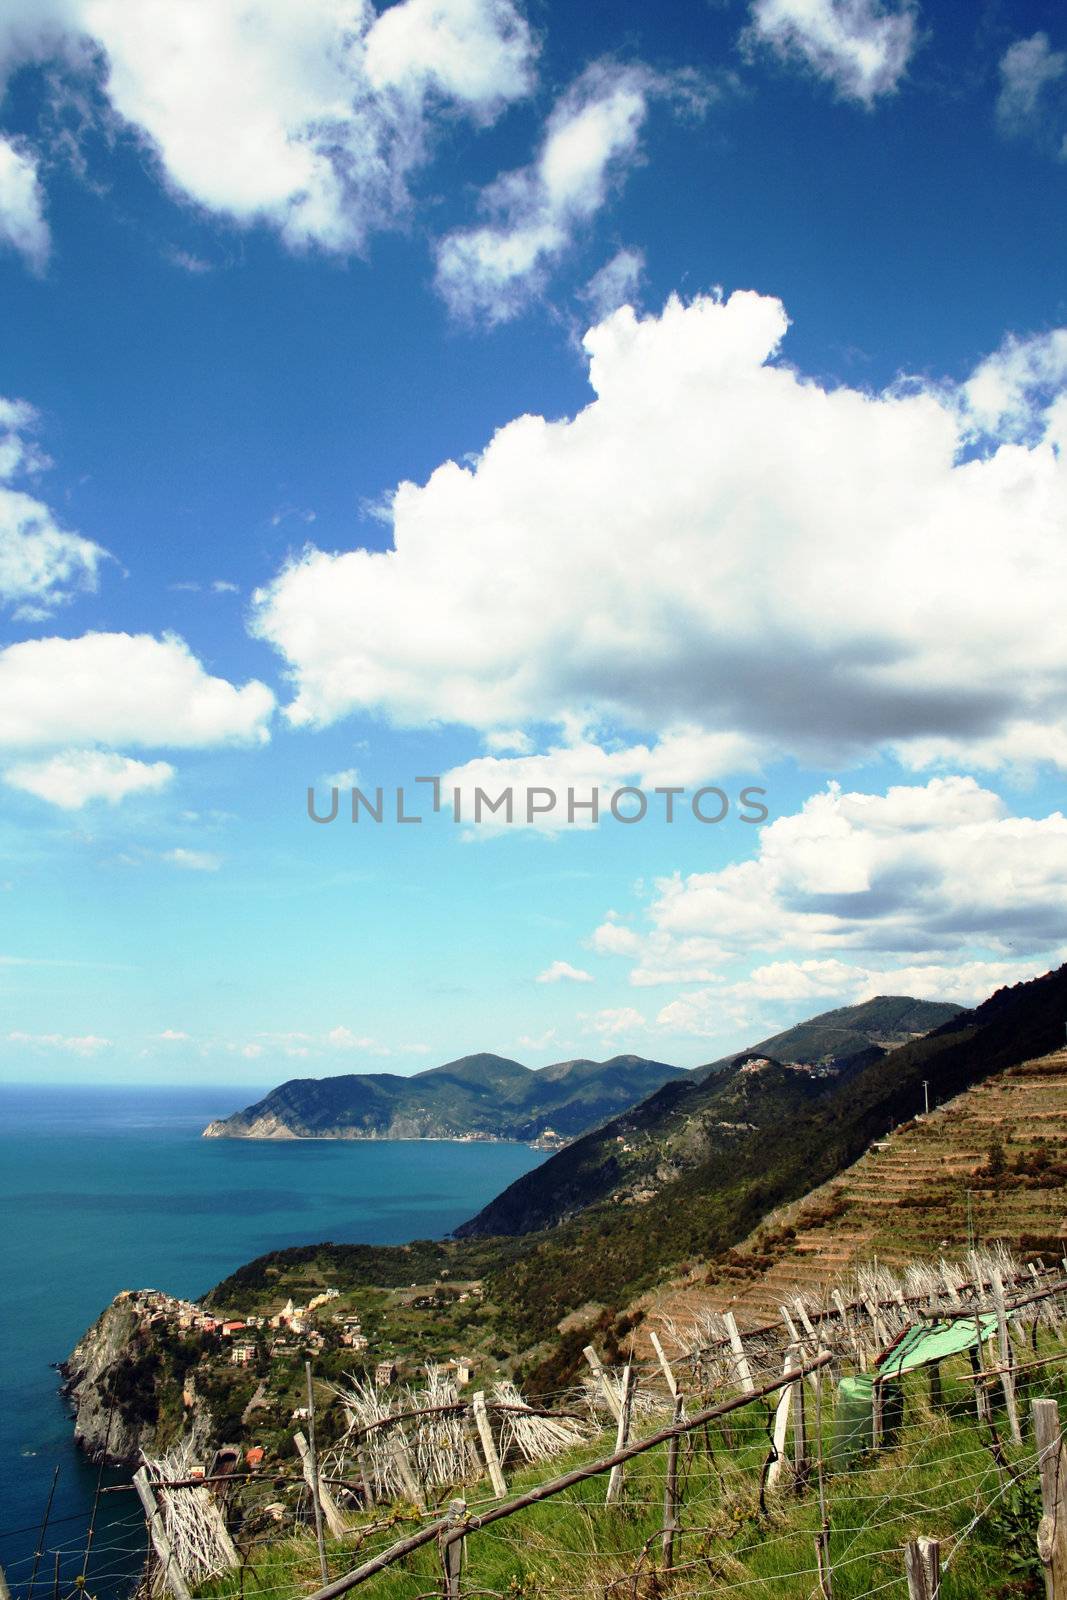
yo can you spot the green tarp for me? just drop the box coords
[876,1312,1001,1378]
[832,1375,903,1464]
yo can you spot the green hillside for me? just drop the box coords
[202,1051,687,1142]
[693,994,966,1080]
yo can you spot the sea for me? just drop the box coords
[0,1083,545,1600]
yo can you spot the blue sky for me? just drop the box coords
[3,0,1067,1085]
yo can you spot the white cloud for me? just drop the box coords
[580,246,645,321]
[655,954,1057,1037]
[439,726,761,831]
[962,328,1067,441]
[1,0,536,254]
[163,847,222,871]
[744,0,916,105]
[255,290,1067,776]
[326,1024,378,1048]
[0,397,107,616]
[996,32,1067,151]
[435,62,658,323]
[517,1027,559,1051]
[158,1028,189,1040]
[4,748,174,808]
[0,137,49,270]
[6,1030,112,1055]
[536,960,594,984]
[324,766,361,788]
[583,1005,646,1038]
[590,920,641,955]
[0,631,274,748]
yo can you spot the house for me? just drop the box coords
[452,1358,473,1386]
[246,1447,265,1469]
[230,1342,256,1366]
[221,1321,246,1337]
[375,1359,397,1386]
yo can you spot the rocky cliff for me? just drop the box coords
[62,1293,214,1465]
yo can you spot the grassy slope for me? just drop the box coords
[199,1355,1062,1600]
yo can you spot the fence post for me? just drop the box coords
[606,1365,635,1503]
[991,1268,1023,1445]
[1033,1398,1067,1600]
[387,1432,426,1510]
[583,1345,622,1422]
[767,1345,796,1490]
[473,1391,507,1498]
[439,1498,466,1600]
[904,1536,941,1600]
[793,1344,809,1488]
[304,1363,329,1584]
[294,1432,347,1541]
[133,1468,192,1600]
[649,1332,678,1402]
[723,1313,756,1394]
[661,1394,683,1570]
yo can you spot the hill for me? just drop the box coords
[202,1051,688,1142]
[693,994,966,1080]
[633,1045,1067,1333]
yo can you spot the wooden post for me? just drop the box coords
[304,1363,329,1583]
[904,1536,941,1600]
[971,1313,992,1425]
[387,1432,425,1511]
[472,1391,507,1498]
[606,1365,635,1503]
[780,1304,800,1343]
[928,1362,943,1410]
[662,1394,683,1571]
[133,1469,192,1600]
[294,1432,347,1540]
[583,1345,622,1421]
[355,1444,375,1507]
[722,1312,756,1394]
[649,1331,678,1400]
[990,1269,1023,1445]
[766,1345,796,1490]
[794,1296,817,1340]
[871,1377,883,1452]
[793,1346,809,1486]
[439,1498,466,1600]
[1033,1398,1067,1600]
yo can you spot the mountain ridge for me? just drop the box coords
[202,1051,688,1143]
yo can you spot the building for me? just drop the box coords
[230,1342,256,1366]
[375,1359,397,1386]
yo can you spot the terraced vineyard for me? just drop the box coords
[640,1048,1067,1330]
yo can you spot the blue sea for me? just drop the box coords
[0,1084,544,1600]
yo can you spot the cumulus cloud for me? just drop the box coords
[0,0,536,254]
[580,247,645,321]
[996,32,1067,153]
[583,1005,646,1038]
[158,1028,189,1040]
[0,632,274,748]
[0,137,49,270]
[255,290,1067,775]
[6,1030,112,1055]
[536,959,593,984]
[4,748,174,808]
[0,397,107,617]
[163,847,222,870]
[435,63,662,323]
[743,0,917,105]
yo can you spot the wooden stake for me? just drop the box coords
[439,1499,466,1600]
[1033,1398,1067,1600]
[780,1305,800,1344]
[649,1331,678,1400]
[304,1364,329,1584]
[386,1432,425,1511]
[766,1345,796,1490]
[583,1345,622,1421]
[606,1365,635,1503]
[990,1269,1023,1445]
[133,1469,192,1600]
[793,1296,817,1339]
[662,1395,683,1571]
[722,1312,756,1394]
[793,1347,809,1486]
[472,1391,507,1499]
[904,1536,941,1600]
[294,1433,347,1540]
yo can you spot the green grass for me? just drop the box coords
[198,1344,1066,1600]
